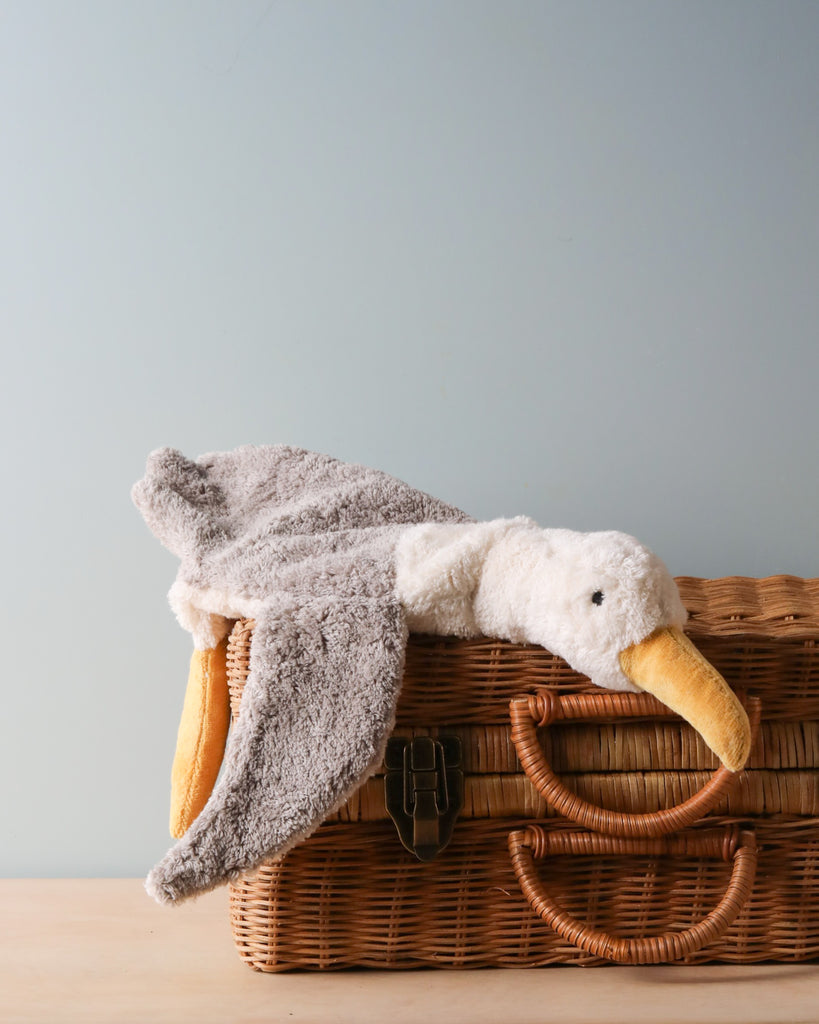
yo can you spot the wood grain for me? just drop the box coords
[1,880,817,1024]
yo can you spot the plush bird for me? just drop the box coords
[133,445,750,905]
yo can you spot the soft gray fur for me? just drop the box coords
[132,445,472,904]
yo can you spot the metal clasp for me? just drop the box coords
[384,736,463,861]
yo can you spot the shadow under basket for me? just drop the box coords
[225,576,819,970]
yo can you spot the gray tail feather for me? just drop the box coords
[131,447,229,559]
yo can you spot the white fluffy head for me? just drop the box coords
[473,524,688,691]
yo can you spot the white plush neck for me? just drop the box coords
[395,518,539,638]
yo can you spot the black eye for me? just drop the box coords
[591,591,604,606]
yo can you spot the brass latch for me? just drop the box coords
[384,736,463,861]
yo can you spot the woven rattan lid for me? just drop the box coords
[678,577,819,639]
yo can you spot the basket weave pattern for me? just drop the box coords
[226,577,819,969]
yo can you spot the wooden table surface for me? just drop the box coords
[2,879,818,1024]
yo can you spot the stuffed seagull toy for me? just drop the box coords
[133,444,751,905]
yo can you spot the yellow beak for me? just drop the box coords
[619,627,751,772]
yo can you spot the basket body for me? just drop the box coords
[226,576,819,970]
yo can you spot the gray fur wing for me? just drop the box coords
[146,595,407,904]
[135,444,473,904]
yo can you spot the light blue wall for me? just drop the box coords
[2,1,817,876]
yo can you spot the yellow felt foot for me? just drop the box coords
[169,639,231,839]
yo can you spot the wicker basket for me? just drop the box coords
[226,576,819,969]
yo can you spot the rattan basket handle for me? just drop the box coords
[508,825,757,964]
[509,691,761,837]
